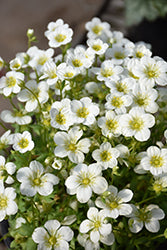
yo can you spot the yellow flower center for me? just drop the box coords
[135,94,149,107]
[109,201,118,209]
[18,138,29,149]
[55,34,66,43]
[94,220,101,229]
[111,96,123,108]
[12,62,21,69]
[92,25,103,35]
[153,182,163,193]
[144,65,160,78]
[7,76,16,87]
[82,177,90,185]
[129,117,144,131]
[116,82,128,94]
[136,51,144,58]
[150,155,163,168]
[56,113,66,125]
[100,150,112,162]
[137,209,151,222]
[92,44,102,51]
[37,56,47,66]
[76,107,89,118]
[72,59,83,68]
[33,178,41,186]
[48,235,57,246]
[64,72,74,78]
[0,196,8,209]
[49,70,57,79]
[67,142,77,152]
[106,119,118,131]
[101,68,114,77]
[114,51,125,59]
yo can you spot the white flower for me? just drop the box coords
[98,110,122,138]
[106,44,132,64]
[17,160,59,197]
[95,185,133,219]
[140,146,167,176]
[28,47,54,73]
[47,26,73,48]
[94,60,123,82]
[105,76,134,95]
[52,158,62,170]
[79,207,112,243]
[0,71,24,96]
[54,127,91,163]
[17,80,49,112]
[92,142,120,170]
[1,109,32,125]
[0,180,18,222]
[65,46,91,74]
[128,204,165,233]
[105,92,133,114]
[87,38,108,55]
[132,43,152,58]
[85,17,111,41]
[12,131,34,153]
[65,163,108,203]
[70,97,99,126]
[45,19,69,38]
[15,217,26,229]
[0,130,14,147]
[132,84,158,113]
[120,107,155,141]
[9,58,22,71]
[50,98,74,130]
[152,174,167,193]
[132,56,167,87]
[32,219,74,250]
[40,60,64,86]
[0,155,16,184]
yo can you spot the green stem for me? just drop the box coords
[9,98,19,110]
[0,122,8,131]
[136,195,157,206]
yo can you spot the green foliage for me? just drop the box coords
[125,0,167,26]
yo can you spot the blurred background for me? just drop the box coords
[0,0,167,247]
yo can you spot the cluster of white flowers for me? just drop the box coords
[0,17,167,249]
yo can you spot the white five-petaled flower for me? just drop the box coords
[92,142,120,170]
[94,60,123,82]
[105,92,133,114]
[65,163,108,203]
[50,98,74,130]
[140,146,167,176]
[0,155,16,184]
[54,126,91,163]
[128,204,165,233]
[12,131,34,153]
[132,84,158,113]
[17,80,49,112]
[0,71,24,96]
[47,26,73,48]
[32,219,74,250]
[95,185,133,219]
[17,160,59,197]
[120,107,155,141]
[98,110,122,138]
[132,56,167,87]
[0,180,18,222]
[79,207,112,244]
[87,38,108,55]
[70,97,99,126]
